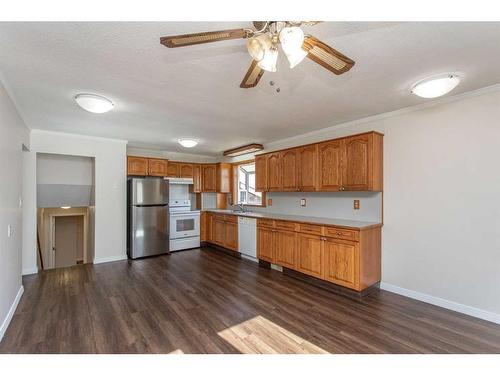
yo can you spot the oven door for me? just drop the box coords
[169,213,200,239]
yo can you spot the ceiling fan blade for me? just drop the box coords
[302,36,355,75]
[240,60,264,89]
[160,28,247,48]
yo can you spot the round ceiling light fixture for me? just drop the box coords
[178,138,198,148]
[411,74,460,99]
[74,93,114,113]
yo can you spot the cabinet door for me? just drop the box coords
[257,227,275,262]
[166,162,180,178]
[323,238,358,289]
[148,159,168,177]
[216,163,231,193]
[296,233,323,278]
[318,140,342,191]
[179,163,194,178]
[297,144,318,191]
[224,221,238,251]
[342,134,371,190]
[255,154,267,192]
[275,230,297,269]
[127,156,148,176]
[214,218,225,246]
[202,164,217,192]
[200,212,207,242]
[193,164,202,193]
[206,213,213,243]
[267,152,282,192]
[281,149,298,192]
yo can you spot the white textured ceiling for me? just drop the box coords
[1,22,500,155]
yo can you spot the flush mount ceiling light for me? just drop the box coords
[178,138,198,148]
[74,93,114,113]
[61,206,71,209]
[411,74,461,98]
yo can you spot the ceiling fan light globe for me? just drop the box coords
[246,34,272,62]
[285,48,308,68]
[257,47,278,72]
[279,26,304,54]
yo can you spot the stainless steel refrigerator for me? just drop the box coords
[127,177,169,259]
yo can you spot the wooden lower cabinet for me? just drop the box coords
[257,227,275,262]
[205,214,238,252]
[213,217,225,246]
[224,221,238,251]
[275,230,297,269]
[296,233,323,278]
[256,218,381,292]
[323,238,358,289]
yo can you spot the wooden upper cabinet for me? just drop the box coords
[281,149,298,192]
[267,152,282,192]
[148,158,169,177]
[127,156,148,176]
[202,164,217,192]
[318,140,342,191]
[255,154,267,192]
[275,230,297,269]
[166,162,180,177]
[193,164,202,193]
[297,144,318,191]
[296,232,323,278]
[216,163,231,193]
[179,163,194,178]
[323,238,358,289]
[342,132,383,191]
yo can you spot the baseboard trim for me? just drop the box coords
[93,254,127,264]
[22,267,38,276]
[380,282,500,325]
[0,285,24,342]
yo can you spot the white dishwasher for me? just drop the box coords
[238,216,257,261]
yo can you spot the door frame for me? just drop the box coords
[44,210,88,269]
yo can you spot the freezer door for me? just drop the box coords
[130,205,169,259]
[131,177,169,205]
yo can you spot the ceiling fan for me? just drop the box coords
[160,21,355,89]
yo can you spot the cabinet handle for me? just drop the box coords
[337,232,342,236]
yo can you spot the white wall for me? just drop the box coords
[237,86,500,321]
[0,79,29,341]
[37,153,93,185]
[27,130,127,265]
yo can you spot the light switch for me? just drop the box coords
[354,200,360,210]
[300,198,306,207]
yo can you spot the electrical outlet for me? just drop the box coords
[300,198,306,207]
[7,225,12,237]
[267,198,272,206]
[354,200,360,210]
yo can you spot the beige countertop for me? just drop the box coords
[204,209,382,230]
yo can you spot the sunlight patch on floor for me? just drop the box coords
[168,349,184,354]
[217,315,328,354]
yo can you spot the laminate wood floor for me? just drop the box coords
[1,247,499,354]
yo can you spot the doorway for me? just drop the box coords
[54,215,84,268]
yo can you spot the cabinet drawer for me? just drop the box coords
[298,223,323,235]
[276,220,297,231]
[224,214,238,223]
[324,227,359,241]
[257,219,275,228]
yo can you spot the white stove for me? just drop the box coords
[169,200,200,251]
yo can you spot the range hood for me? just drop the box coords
[165,177,194,185]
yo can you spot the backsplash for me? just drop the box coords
[248,191,383,222]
